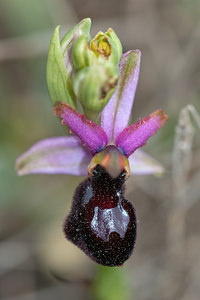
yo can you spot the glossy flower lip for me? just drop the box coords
[16,50,168,177]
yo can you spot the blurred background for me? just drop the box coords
[0,0,200,299]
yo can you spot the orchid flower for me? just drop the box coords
[16,51,167,178]
[16,20,168,267]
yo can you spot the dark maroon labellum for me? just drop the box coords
[64,164,137,267]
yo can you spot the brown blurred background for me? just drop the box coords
[0,0,200,299]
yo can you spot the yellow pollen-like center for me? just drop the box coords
[98,39,111,56]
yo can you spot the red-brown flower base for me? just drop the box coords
[64,164,137,266]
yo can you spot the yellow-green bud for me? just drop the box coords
[73,63,119,113]
[46,18,91,108]
[90,28,122,65]
[72,35,96,71]
[46,18,123,117]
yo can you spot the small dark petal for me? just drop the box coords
[64,165,137,267]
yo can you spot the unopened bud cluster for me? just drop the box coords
[47,18,122,117]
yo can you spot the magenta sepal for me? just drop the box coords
[54,102,108,155]
[116,110,168,157]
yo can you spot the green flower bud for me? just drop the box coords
[46,18,123,119]
[73,63,119,113]
[46,18,91,108]
[106,28,123,63]
[90,28,122,65]
[72,35,96,71]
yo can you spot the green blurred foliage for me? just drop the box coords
[0,0,53,35]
